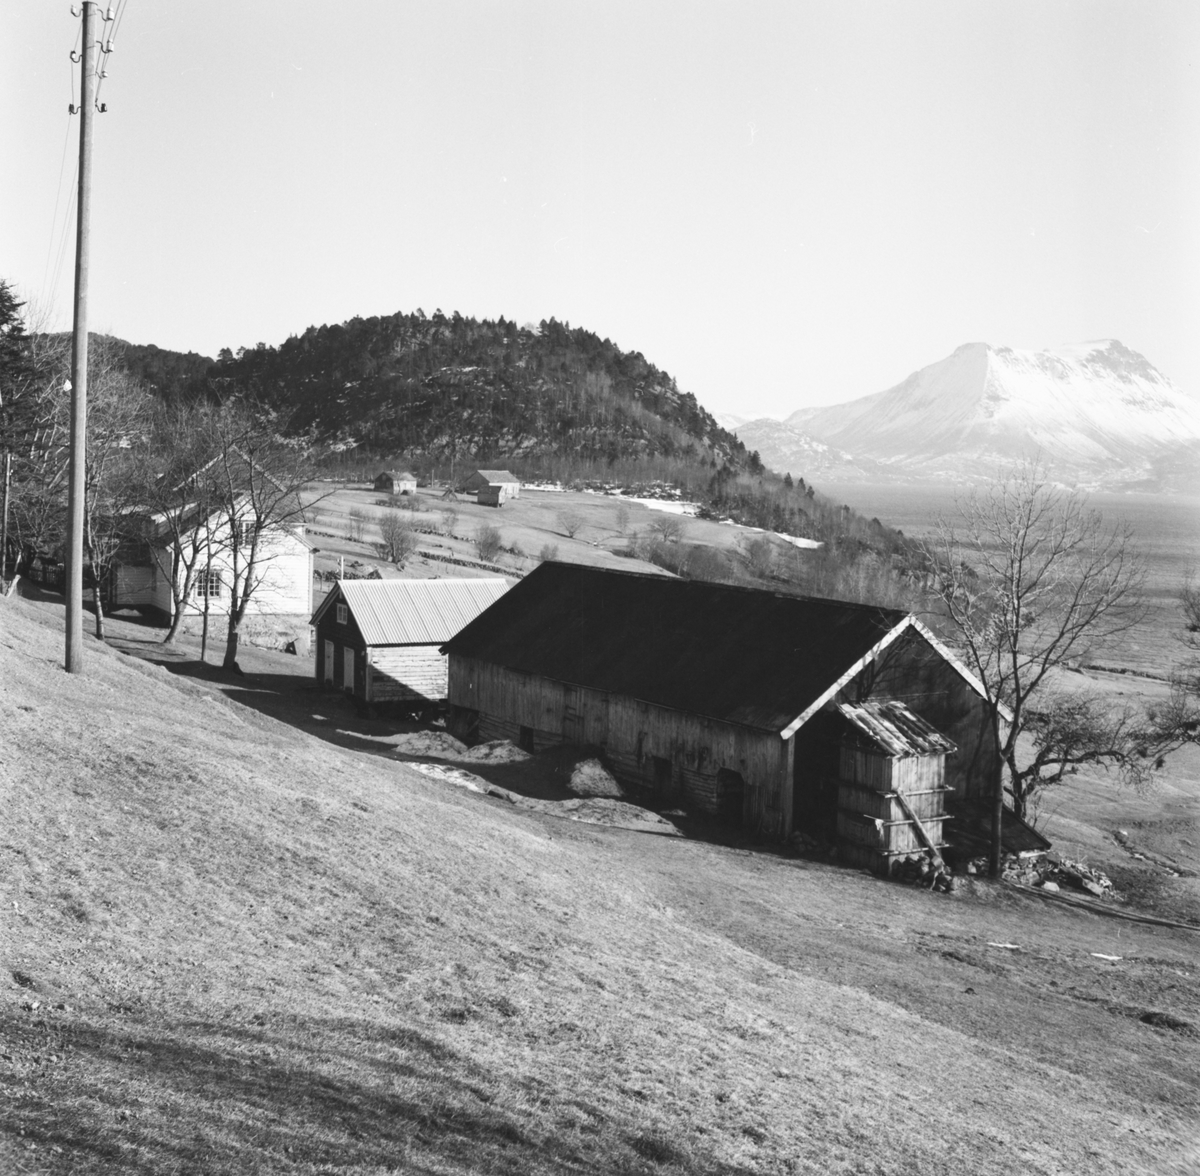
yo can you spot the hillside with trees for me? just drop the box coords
[1,292,935,616]
[209,311,745,470]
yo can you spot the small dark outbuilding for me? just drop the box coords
[313,577,509,705]
[443,563,1006,841]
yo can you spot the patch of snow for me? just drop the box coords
[622,497,700,517]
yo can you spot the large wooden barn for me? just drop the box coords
[312,577,509,705]
[443,563,1005,840]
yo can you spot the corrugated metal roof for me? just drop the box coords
[444,563,909,734]
[837,700,957,757]
[317,578,510,646]
[472,469,520,483]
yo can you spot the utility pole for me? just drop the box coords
[65,1,97,673]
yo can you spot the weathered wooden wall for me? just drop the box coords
[447,656,793,835]
[369,645,448,702]
[314,602,367,698]
[859,628,1001,800]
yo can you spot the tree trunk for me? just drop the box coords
[83,515,106,642]
[223,614,241,671]
[92,570,106,640]
[163,607,185,645]
[1,449,11,586]
[162,551,186,645]
[200,585,210,663]
[989,773,1003,878]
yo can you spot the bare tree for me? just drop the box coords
[647,513,687,544]
[614,503,631,536]
[475,524,503,563]
[441,506,458,536]
[378,510,418,565]
[558,508,585,539]
[206,402,319,671]
[923,460,1147,875]
[742,535,775,579]
[2,314,73,572]
[137,402,222,646]
[347,507,368,543]
[81,355,152,639]
[1149,576,1200,748]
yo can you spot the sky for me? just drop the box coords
[4,1,1198,421]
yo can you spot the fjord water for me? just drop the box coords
[823,482,1200,675]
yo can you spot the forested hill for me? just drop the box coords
[206,311,747,465]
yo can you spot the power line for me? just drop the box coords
[40,118,76,308]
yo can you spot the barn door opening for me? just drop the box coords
[716,768,745,825]
[651,755,675,799]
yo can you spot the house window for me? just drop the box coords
[336,602,348,625]
[193,567,223,600]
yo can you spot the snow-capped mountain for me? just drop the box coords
[743,340,1200,490]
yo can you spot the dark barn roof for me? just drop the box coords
[444,563,911,734]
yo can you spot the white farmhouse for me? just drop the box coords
[111,502,314,635]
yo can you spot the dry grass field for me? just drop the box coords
[300,481,785,590]
[3,586,1200,1174]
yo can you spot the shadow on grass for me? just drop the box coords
[89,599,769,845]
[1,1006,752,1176]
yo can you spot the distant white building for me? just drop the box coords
[464,469,520,505]
[374,470,418,496]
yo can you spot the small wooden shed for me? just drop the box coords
[464,469,520,504]
[834,699,956,874]
[312,577,509,705]
[374,470,418,496]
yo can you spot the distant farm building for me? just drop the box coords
[312,577,509,705]
[443,563,1006,847]
[374,470,418,496]
[464,469,520,506]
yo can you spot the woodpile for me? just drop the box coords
[963,852,1118,898]
[890,852,956,893]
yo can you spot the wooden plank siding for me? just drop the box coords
[863,628,1002,800]
[314,601,369,699]
[369,646,448,702]
[448,655,794,835]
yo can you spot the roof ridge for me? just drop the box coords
[536,561,907,619]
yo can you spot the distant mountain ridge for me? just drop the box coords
[735,340,1200,490]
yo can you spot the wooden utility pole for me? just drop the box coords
[65,1,97,673]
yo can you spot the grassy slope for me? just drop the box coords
[2,595,1199,1175]
[304,482,801,588]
